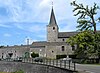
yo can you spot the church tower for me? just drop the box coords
[47,7,59,42]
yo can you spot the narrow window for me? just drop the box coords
[62,46,65,51]
[52,51,54,53]
[72,45,75,51]
[2,53,4,58]
[62,39,65,41]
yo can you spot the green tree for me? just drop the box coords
[67,30,95,58]
[0,46,4,48]
[31,52,39,58]
[71,1,100,33]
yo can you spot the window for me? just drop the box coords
[62,39,65,41]
[2,53,4,58]
[52,51,54,53]
[62,46,65,51]
[72,45,75,51]
[53,27,55,30]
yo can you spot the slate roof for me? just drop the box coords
[58,32,78,38]
[31,41,68,47]
[48,7,57,26]
[58,31,100,38]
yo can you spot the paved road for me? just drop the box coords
[76,64,100,73]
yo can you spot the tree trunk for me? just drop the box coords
[91,16,96,34]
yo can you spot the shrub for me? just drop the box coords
[31,52,39,58]
[56,54,67,59]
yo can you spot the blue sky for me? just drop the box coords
[0,0,100,46]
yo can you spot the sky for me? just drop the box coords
[0,0,100,46]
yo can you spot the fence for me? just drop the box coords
[1,58,76,71]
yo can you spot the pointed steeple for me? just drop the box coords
[49,6,57,26]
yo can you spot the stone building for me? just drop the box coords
[30,7,77,59]
[0,7,77,59]
[0,45,30,59]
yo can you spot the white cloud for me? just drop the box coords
[12,22,46,33]
[0,23,11,28]
[4,33,11,37]
[39,0,51,8]
[29,25,46,32]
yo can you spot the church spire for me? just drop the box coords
[49,2,57,26]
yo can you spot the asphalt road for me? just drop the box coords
[76,64,100,73]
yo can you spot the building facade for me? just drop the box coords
[0,7,77,59]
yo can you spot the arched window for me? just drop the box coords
[53,27,55,30]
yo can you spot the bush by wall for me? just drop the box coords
[31,52,39,58]
[56,54,67,59]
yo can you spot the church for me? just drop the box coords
[0,7,77,59]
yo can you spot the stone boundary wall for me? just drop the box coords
[0,61,76,73]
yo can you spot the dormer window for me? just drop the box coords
[53,27,55,30]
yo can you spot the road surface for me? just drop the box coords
[76,64,100,73]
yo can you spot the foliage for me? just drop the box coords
[0,46,4,48]
[67,30,100,59]
[56,54,67,59]
[71,1,100,33]
[31,52,39,58]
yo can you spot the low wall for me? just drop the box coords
[0,61,76,73]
